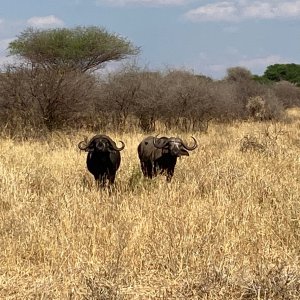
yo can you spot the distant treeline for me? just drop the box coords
[1,26,300,137]
[1,64,300,137]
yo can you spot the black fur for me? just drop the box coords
[78,135,125,187]
[137,136,197,182]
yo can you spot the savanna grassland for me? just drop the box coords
[0,109,299,299]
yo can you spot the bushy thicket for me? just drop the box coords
[0,64,299,137]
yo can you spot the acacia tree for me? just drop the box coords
[3,26,139,131]
[8,26,139,72]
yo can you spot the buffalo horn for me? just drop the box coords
[182,136,198,151]
[114,140,125,151]
[153,134,168,148]
[105,135,125,151]
[78,138,89,151]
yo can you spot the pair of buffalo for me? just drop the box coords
[78,134,197,187]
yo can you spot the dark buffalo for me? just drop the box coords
[137,135,197,182]
[78,134,125,187]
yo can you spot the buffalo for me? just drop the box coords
[137,135,197,182]
[78,134,125,187]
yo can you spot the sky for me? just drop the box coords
[0,0,300,79]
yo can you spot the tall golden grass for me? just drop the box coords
[0,109,300,299]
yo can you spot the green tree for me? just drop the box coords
[263,64,300,86]
[8,26,139,72]
[252,74,272,84]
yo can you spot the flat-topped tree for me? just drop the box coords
[8,26,139,72]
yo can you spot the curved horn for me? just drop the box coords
[78,138,89,151]
[153,134,169,149]
[181,136,198,151]
[115,140,125,151]
[104,135,125,151]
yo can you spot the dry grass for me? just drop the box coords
[0,109,300,299]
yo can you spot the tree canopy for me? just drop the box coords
[262,64,300,86]
[8,26,140,72]
[225,67,253,82]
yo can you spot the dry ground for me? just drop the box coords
[0,109,299,299]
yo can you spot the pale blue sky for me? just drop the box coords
[1,0,300,79]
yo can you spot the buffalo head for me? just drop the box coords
[153,135,197,156]
[78,134,125,153]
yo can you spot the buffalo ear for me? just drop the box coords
[180,149,189,156]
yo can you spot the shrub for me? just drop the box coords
[246,94,284,121]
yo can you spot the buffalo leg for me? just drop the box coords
[94,174,107,188]
[93,175,101,188]
[140,161,148,177]
[146,161,154,178]
[108,172,116,185]
[101,175,108,187]
[166,168,174,182]
[141,161,153,178]
[153,162,160,178]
